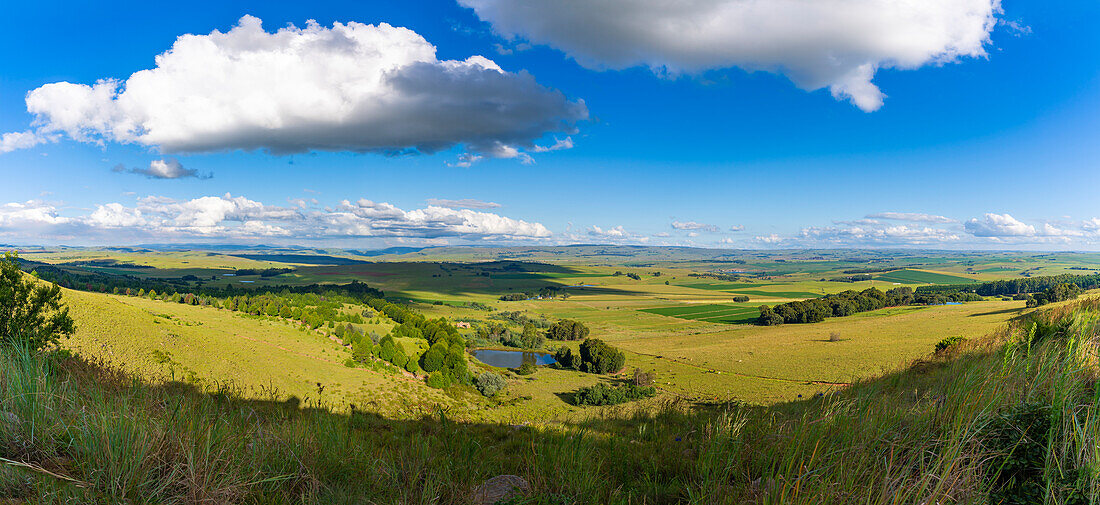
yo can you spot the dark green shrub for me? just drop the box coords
[425,370,451,389]
[420,343,445,372]
[554,347,581,369]
[573,383,656,406]
[546,319,589,341]
[934,336,966,354]
[579,339,625,374]
[391,350,408,368]
[514,363,536,375]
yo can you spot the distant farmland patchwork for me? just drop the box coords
[640,303,761,324]
[874,269,977,285]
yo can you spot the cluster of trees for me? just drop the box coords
[554,339,625,374]
[474,322,545,349]
[757,287,907,326]
[687,272,744,282]
[572,382,656,406]
[1024,283,1081,308]
[488,311,552,328]
[232,267,294,277]
[546,319,590,341]
[826,274,873,283]
[759,286,987,326]
[498,286,562,301]
[919,272,1100,298]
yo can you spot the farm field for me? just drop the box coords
[18,245,1086,422]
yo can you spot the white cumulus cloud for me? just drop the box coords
[460,0,1001,111]
[3,16,587,161]
[964,213,1036,237]
[671,220,719,232]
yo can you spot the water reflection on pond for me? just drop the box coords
[470,349,557,368]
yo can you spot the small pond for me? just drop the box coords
[470,349,557,368]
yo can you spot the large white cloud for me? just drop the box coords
[4,16,587,161]
[460,0,1001,111]
[0,193,551,243]
[964,213,1036,237]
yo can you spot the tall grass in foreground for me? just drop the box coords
[1,301,1098,504]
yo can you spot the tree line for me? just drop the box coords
[757,287,981,326]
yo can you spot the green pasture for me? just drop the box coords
[874,269,978,285]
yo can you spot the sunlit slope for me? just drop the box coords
[59,289,461,415]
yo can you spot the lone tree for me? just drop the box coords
[0,252,75,350]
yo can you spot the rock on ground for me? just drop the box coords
[471,475,530,505]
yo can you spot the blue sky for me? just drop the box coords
[1,0,1099,249]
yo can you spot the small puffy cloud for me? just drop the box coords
[113,158,207,179]
[671,220,719,233]
[729,225,745,232]
[755,234,783,244]
[867,212,955,224]
[964,213,1036,237]
[425,198,502,209]
[0,131,51,153]
[587,225,646,243]
[3,16,586,161]
[461,0,1000,111]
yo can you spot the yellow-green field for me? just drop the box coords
[33,246,1086,424]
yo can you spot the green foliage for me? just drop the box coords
[578,339,625,374]
[934,336,966,354]
[514,363,536,375]
[420,343,445,372]
[758,287,935,326]
[572,383,656,406]
[519,323,546,349]
[546,319,589,341]
[553,347,581,370]
[379,340,395,361]
[475,371,506,397]
[979,402,1085,505]
[425,370,451,389]
[0,252,75,350]
[391,350,408,369]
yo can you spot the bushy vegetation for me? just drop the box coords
[1024,282,1081,308]
[556,339,625,375]
[572,382,656,406]
[474,371,506,397]
[546,319,589,341]
[934,335,966,354]
[0,253,74,350]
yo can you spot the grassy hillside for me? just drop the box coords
[2,297,1097,503]
[60,289,464,417]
